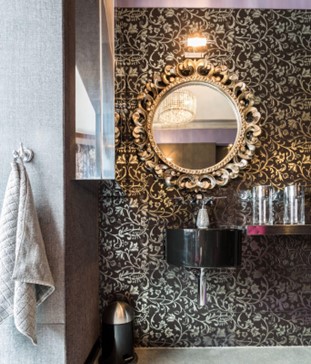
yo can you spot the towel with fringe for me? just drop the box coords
[0,161,55,344]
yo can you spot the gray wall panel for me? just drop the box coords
[0,319,65,364]
[0,0,66,360]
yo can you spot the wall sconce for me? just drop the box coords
[187,34,207,48]
[184,33,208,59]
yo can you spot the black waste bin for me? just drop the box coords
[100,301,137,364]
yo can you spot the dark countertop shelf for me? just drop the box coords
[246,224,311,236]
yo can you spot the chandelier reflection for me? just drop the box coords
[153,89,197,128]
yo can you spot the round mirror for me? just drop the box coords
[151,82,240,171]
[132,59,261,190]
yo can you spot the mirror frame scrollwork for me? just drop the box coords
[132,59,261,190]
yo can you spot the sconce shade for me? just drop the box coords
[187,35,207,48]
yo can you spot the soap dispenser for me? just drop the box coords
[196,200,210,229]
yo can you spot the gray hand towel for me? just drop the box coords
[0,161,55,344]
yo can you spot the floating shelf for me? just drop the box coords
[247,224,311,236]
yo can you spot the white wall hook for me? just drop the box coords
[13,143,34,163]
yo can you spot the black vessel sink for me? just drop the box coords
[166,227,242,268]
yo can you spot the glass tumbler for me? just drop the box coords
[252,185,273,225]
[283,184,305,224]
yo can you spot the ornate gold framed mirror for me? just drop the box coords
[132,59,261,190]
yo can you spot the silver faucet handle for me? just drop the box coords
[199,196,227,206]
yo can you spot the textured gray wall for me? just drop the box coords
[0,0,66,362]
[0,1,100,363]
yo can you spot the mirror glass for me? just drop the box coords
[75,0,115,180]
[133,58,261,189]
[152,83,239,170]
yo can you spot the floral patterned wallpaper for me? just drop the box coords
[99,8,311,347]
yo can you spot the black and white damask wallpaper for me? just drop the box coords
[99,8,311,347]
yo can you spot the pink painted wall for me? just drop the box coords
[116,0,311,9]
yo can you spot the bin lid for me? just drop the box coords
[102,301,134,324]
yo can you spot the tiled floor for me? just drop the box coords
[135,347,311,364]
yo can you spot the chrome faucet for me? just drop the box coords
[195,195,226,229]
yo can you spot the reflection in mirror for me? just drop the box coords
[132,58,261,189]
[75,0,115,180]
[152,83,239,170]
